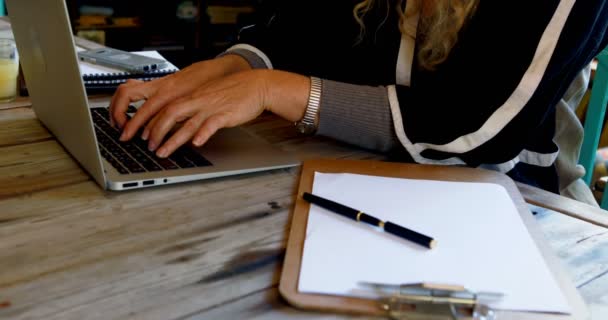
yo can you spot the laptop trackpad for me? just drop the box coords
[193,127,290,169]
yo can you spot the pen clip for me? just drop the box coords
[359,282,502,320]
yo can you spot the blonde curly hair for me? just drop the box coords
[354,0,479,70]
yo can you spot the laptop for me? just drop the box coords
[7,0,299,191]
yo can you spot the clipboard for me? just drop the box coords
[279,159,589,320]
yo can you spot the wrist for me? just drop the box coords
[216,54,252,75]
[260,70,311,122]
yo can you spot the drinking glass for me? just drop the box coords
[0,39,19,103]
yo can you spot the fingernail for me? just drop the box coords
[141,129,149,141]
[157,148,167,158]
[148,142,157,151]
[119,132,127,141]
[193,137,203,146]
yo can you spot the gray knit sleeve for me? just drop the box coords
[316,79,401,153]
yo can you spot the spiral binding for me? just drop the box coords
[19,69,179,97]
[83,69,178,94]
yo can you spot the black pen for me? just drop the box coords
[302,192,436,249]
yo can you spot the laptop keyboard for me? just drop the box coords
[91,107,212,175]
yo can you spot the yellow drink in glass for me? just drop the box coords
[0,59,18,102]
[0,39,18,103]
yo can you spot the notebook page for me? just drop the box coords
[298,172,570,313]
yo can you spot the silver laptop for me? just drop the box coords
[7,0,298,191]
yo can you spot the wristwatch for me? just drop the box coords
[295,77,322,135]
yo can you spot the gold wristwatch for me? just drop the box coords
[295,77,322,135]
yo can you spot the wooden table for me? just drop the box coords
[2,98,608,320]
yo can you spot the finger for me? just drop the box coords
[109,82,152,129]
[108,80,145,127]
[141,111,161,142]
[140,95,191,141]
[155,116,204,158]
[143,111,167,151]
[119,94,166,141]
[119,87,187,141]
[192,113,229,147]
[147,100,199,152]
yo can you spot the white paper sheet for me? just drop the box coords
[298,172,571,313]
[75,48,178,75]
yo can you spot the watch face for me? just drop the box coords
[296,122,315,135]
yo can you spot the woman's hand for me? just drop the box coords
[109,54,251,131]
[117,69,310,158]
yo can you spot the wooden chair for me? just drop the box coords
[579,47,608,208]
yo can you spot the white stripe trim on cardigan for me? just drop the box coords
[479,149,559,173]
[390,0,575,157]
[395,0,419,86]
[388,85,466,165]
[390,86,560,170]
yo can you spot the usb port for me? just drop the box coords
[123,182,138,188]
[143,180,155,186]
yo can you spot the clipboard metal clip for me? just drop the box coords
[359,282,503,320]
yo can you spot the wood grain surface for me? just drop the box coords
[1,74,607,320]
[1,105,607,320]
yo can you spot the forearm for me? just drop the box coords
[263,70,310,122]
[262,71,400,153]
[317,80,401,152]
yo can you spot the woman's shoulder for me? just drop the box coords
[460,0,606,53]
[473,0,607,25]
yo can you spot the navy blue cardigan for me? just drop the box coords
[229,0,608,192]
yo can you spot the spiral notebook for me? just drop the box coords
[19,50,178,96]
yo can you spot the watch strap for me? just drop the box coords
[296,77,322,134]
